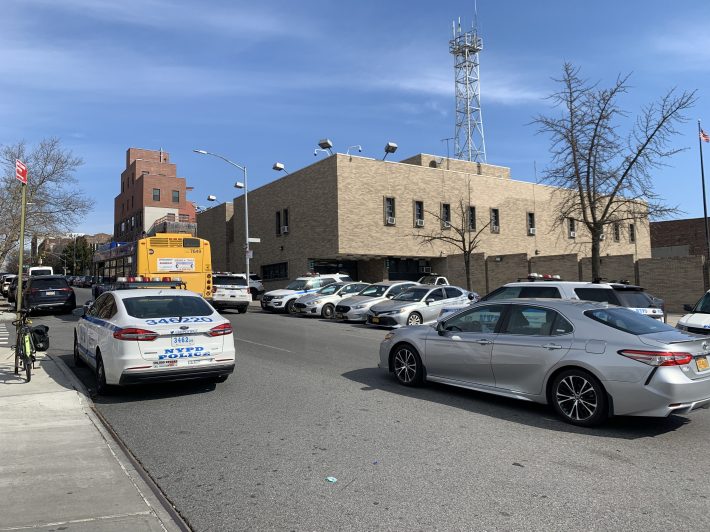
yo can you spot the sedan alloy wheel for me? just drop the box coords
[392,344,423,386]
[552,370,607,427]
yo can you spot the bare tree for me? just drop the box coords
[414,185,490,291]
[0,138,93,268]
[534,63,695,279]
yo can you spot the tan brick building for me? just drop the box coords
[197,153,650,289]
[114,148,196,241]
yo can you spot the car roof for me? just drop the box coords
[503,280,644,290]
[28,275,66,280]
[107,289,205,300]
[476,297,612,311]
[373,280,419,286]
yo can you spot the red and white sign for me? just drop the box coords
[15,159,27,184]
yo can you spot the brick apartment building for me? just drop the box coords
[38,233,112,256]
[113,148,196,241]
[197,153,650,289]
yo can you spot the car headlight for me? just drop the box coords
[272,295,284,300]
[353,304,367,310]
[311,299,321,305]
[383,332,396,341]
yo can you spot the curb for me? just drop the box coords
[49,353,193,532]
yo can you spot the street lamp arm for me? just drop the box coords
[193,150,245,172]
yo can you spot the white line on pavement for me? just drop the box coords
[235,337,293,353]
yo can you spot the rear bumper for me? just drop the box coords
[212,300,249,310]
[119,363,235,385]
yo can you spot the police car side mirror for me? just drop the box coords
[683,304,695,312]
[72,307,86,317]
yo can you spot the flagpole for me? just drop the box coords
[699,120,710,274]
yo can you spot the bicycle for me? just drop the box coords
[12,308,36,382]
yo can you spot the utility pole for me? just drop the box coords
[15,160,28,315]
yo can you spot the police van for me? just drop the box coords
[73,288,236,394]
[261,273,353,314]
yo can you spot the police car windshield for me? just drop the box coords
[123,296,213,319]
[693,292,710,314]
[286,280,309,290]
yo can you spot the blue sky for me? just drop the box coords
[2,0,708,235]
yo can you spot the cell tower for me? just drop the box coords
[449,16,486,163]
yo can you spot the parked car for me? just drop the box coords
[380,299,710,427]
[261,273,353,313]
[211,273,251,313]
[677,291,710,334]
[335,281,419,322]
[293,282,370,318]
[7,276,27,305]
[1,274,17,297]
[22,275,76,313]
[234,273,265,299]
[417,274,450,286]
[481,277,665,320]
[366,285,474,327]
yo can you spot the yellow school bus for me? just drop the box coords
[92,233,213,298]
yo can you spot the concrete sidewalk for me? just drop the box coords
[0,312,186,531]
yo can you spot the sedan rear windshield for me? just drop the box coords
[213,275,247,286]
[30,278,69,290]
[585,308,675,335]
[123,296,213,318]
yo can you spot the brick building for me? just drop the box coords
[197,153,650,290]
[650,217,710,257]
[113,148,196,241]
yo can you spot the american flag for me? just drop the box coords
[701,129,710,143]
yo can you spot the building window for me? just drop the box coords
[262,262,288,281]
[172,190,179,203]
[152,188,160,201]
[384,197,396,225]
[568,218,576,238]
[275,211,281,235]
[121,180,124,193]
[282,208,289,233]
[629,223,636,243]
[490,208,500,233]
[613,223,620,242]
[441,203,451,228]
[527,212,536,235]
[414,201,424,227]
[468,206,477,231]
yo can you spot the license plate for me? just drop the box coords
[45,291,56,296]
[184,358,211,366]
[171,335,194,346]
[153,360,177,367]
[697,356,710,371]
[336,313,344,319]
[371,317,380,323]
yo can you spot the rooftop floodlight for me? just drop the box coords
[346,145,363,156]
[318,138,334,155]
[382,142,398,160]
[314,149,331,157]
[273,162,289,174]
[207,195,217,201]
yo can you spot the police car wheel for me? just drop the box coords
[237,306,248,314]
[95,354,112,395]
[73,333,84,367]
[321,304,335,319]
[286,299,297,314]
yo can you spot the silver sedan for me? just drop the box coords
[293,282,370,318]
[366,285,473,327]
[378,299,710,426]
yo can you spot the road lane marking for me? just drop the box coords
[235,337,293,353]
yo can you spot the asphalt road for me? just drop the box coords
[36,288,710,531]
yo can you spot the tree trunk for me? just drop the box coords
[464,253,471,291]
[590,233,602,281]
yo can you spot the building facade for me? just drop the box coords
[197,153,651,288]
[113,148,196,241]
[650,217,709,258]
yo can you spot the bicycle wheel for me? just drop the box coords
[14,343,19,375]
[21,331,32,382]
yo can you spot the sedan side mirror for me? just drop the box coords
[425,298,436,305]
[468,293,475,300]
[683,304,695,312]
[72,307,86,317]
[436,321,446,335]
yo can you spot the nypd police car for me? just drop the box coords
[260,273,352,314]
[73,289,236,394]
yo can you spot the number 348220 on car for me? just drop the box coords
[73,289,236,394]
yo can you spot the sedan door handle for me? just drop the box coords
[543,343,562,350]
[475,339,492,345]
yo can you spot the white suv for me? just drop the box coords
[234,273,265,299]
[677,291,710,334]
[261,273,353,313]
[211,273,251,313]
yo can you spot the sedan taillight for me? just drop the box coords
[209,323,233,336]
[618,349,693,366]
[113,328,159,341]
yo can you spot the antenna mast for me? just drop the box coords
[449,12,486,163]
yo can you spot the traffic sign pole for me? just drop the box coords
[15,159,28,318]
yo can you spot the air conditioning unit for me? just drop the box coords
[492,225,500,233]
[599,234,606,241]
[528,227,536,235]
[386,216,396,225]
[281,225,289,234]
[443,221,451,228]
[570,231,576,238]
[415,219,424,227]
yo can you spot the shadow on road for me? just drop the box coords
[341,366,690,440]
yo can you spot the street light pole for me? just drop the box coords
[193,150,251,279]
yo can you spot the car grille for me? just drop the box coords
[294,303,306,309]
[686,326,710,335]
[262,295,273,303]
[335,305,350,313]
[368,316,397,326]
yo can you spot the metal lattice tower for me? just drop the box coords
[449,17,486,163]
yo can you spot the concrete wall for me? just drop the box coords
[579,254,636,282]
[637,256,707,313]
[529,254,579,281]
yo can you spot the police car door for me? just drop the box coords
[96,294,119,352]
[81,294,109,368]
